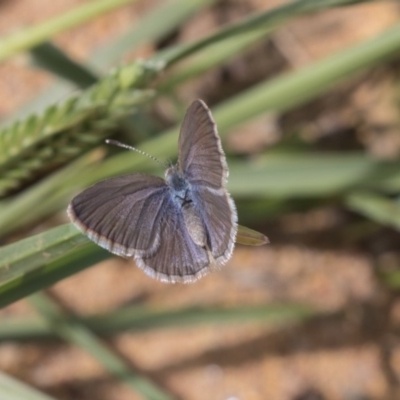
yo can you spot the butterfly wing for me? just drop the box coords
[136,195,211,283]
[68,174,168,258]
[178,99,227,188]
[191,185,237,265]
[178,99,237,265]
[69,173,210,282]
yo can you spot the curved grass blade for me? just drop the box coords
[0,218,266,307]
[30,0,220,84]
[345,191,400,231]
[30,293,174,400]
[156,0,374,66]
[0,224,87,283]
[0,223,110,308]
[0,370,56,400]
[30,42,99,88]
[0,303,315,341]
[159,29,268,93]
[228,153,377,197]
[91,0,219,69]
[11,0,221,121]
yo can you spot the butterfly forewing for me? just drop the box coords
[178,99,237,265]
[178,100,228,189]
[68,174,168,257]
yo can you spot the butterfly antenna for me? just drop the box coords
[105,139,168,168]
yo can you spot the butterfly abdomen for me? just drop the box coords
[182,202,206,247]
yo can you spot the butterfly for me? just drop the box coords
[67,100,237,283]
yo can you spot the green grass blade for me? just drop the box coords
[0,224,87,282]
[0,303,315,341]
[0,0,139,63]
[30,42,99,88]
[159,29,268,93]
[30,0,220,87]
[0,223,110,308]
[156,0,374,66]
[10,0,221,121]
[0,220,264,307]
[0,370,56,400]
[27,0,220,91]
[345,191,400,231]
[212,24,400,131]
[228,153,375,197]
[30,293,174,400]
[91,0,219,68]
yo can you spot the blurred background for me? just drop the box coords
[1,0,400,399]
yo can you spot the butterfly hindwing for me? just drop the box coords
[136,194,211,283]
[191,185,237,265]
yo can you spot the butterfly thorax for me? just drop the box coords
[165,166,187,198]
[165,166,207,248]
